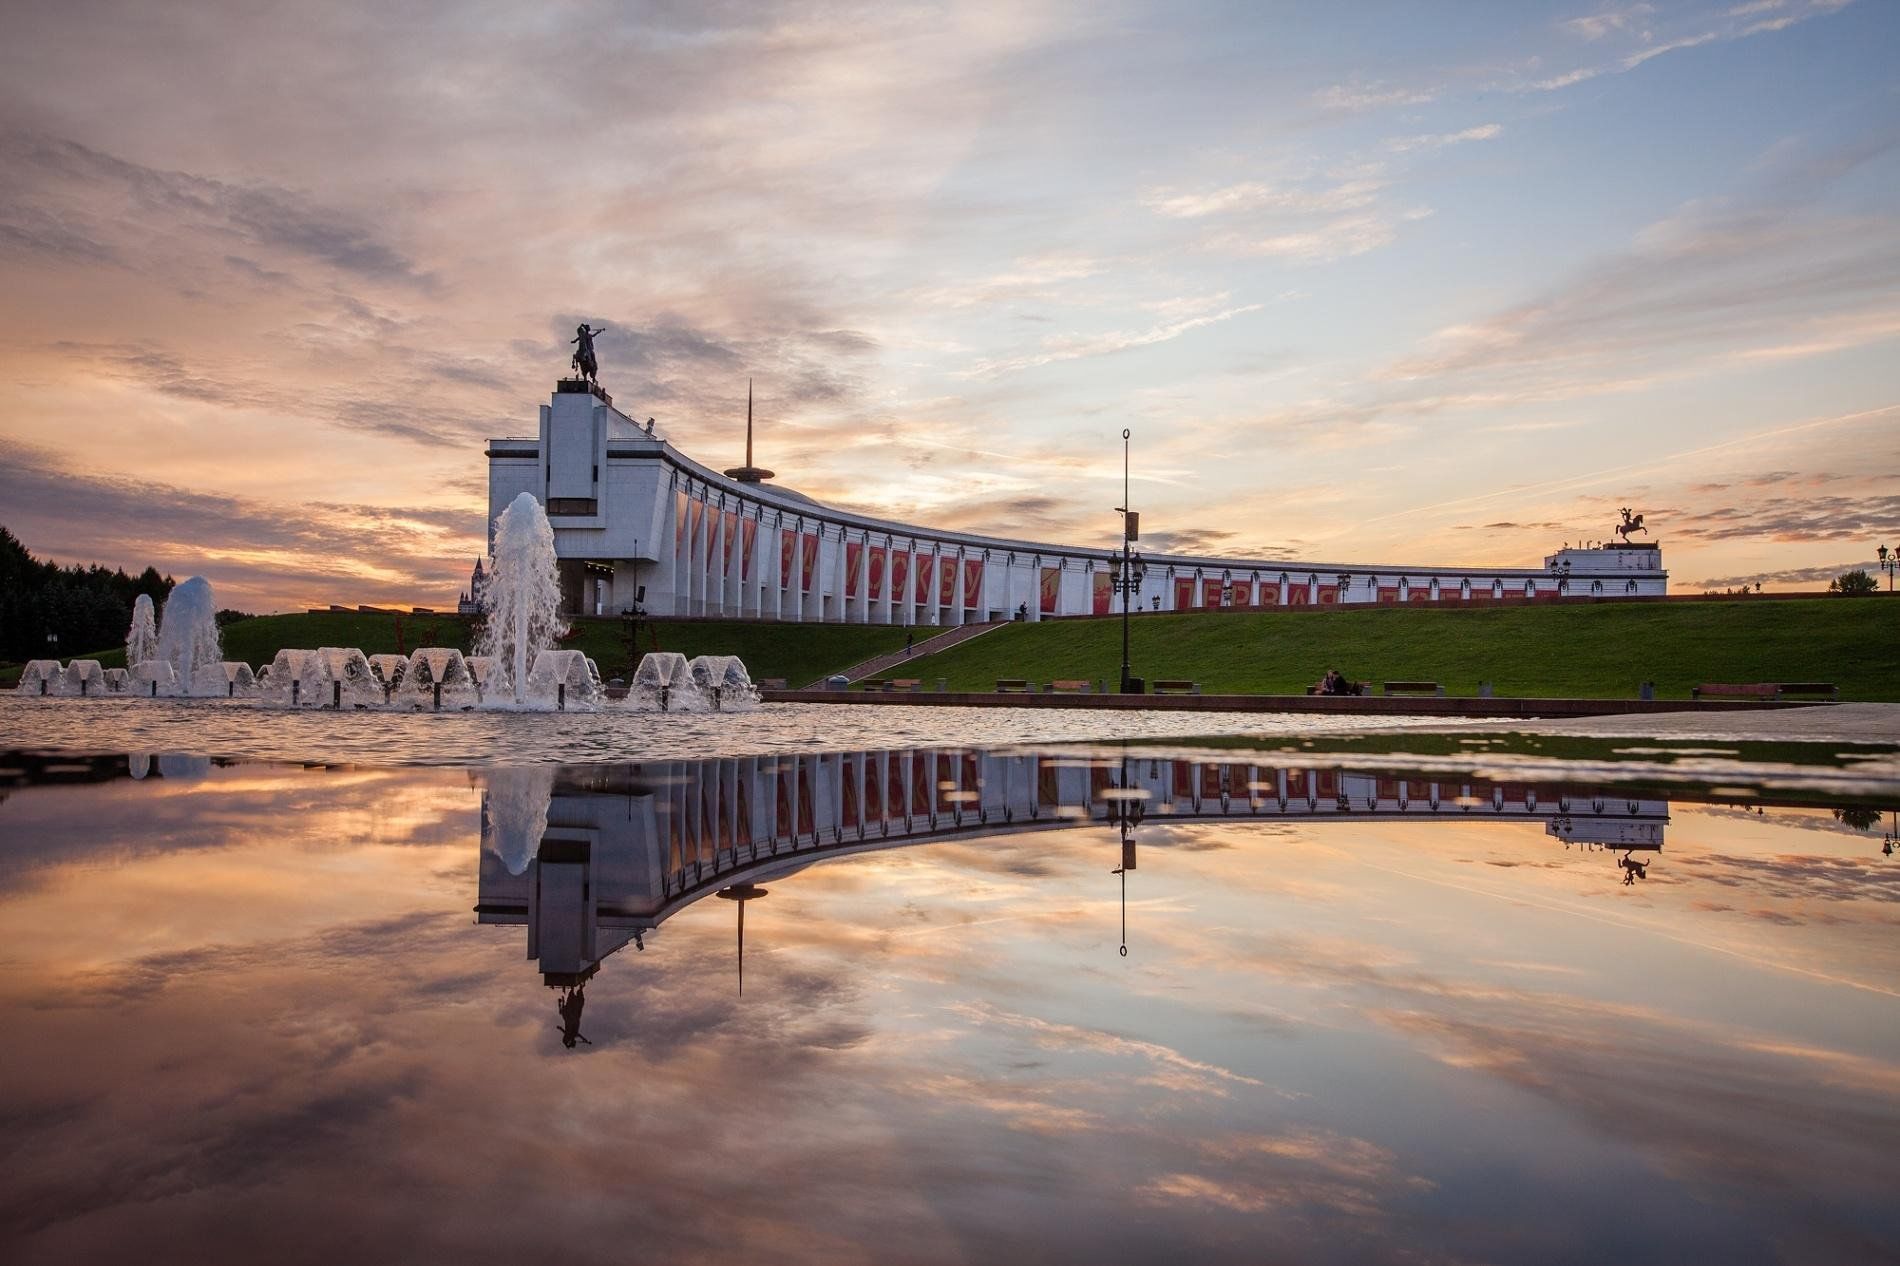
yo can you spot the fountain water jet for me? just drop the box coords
[478,492,566,708]
[157,577,222,696]
[127,594,158,669]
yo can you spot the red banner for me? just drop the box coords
[801,533,818,591]
[864,757,882,820]
[940,557,957,607]
[868,546,886,601]
[1287,582,1310,607]
[915,554,933,606]
[890,551,909,605]
[1317,587,1337,605]
[675,490,688,552]
[1040,566,1059,613]
[1260,582,1281,606]
[1202,580,1223,608]
[722,509,738,570]
[964,559,983,609]
[780,531,795,588]
[741,518,756,580]
[846,542,863,598]
[687,498,703,558]
[1174,578,1194,610]
[1092,571,1111,615]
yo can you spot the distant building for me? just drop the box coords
[456,557,487,615]
[486,380,1668,620]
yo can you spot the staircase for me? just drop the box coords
[802,620,1008,688]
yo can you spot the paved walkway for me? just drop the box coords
[801,621,1005,688]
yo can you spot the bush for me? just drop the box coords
[1828,569,1877,597]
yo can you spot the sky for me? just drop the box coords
[0,0,1896,610]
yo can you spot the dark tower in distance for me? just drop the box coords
[723,379,775,484]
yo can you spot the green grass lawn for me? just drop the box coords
[889,599,1900,700]
[4,613,907,689]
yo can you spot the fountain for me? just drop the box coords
[688,654,760,712]
[192,661,260,698]
[157,577,223,696]
[10,495,770,717]
[403,647,479,711]
[368,654,408,702]
[477,492,566,708]
[627,651,698,711]
[524,649,603,711]
[131,660,177,697]
[127,594,158,669]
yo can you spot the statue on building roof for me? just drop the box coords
[570,323,605,386]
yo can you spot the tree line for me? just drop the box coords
[0,526,175,662]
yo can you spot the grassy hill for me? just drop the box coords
[9,612,905,689]
[888,598,1900,701]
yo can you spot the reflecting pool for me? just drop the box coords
[1,742,1897,1264]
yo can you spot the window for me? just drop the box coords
[546,497,597,516]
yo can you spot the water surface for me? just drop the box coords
[2,746,1895,1264]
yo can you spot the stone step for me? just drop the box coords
[802,621,1007,688]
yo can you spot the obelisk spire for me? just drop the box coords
[723,377,775,483]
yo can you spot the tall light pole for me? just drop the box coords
[1879,543,1895,592]
[1114,428,1147,693]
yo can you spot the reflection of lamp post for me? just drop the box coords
[1879,544,1896,592]
[1884,809,1897,858]
[1114,429,1148,693]
[1106,755,1146,957]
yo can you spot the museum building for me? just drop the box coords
[486,381,1667,623]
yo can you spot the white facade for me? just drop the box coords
[487,384,1668,622]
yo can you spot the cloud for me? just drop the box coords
[0,441,480,608]
[0,132,432,287]
[1560,4,1658,41]
[1385,123,1503,153]
[961,304,1263,378]
[1527,0,1855,91]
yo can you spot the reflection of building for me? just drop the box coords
[487,383,1667,620]
[475,750,1671,985]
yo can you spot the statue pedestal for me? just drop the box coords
[556,377,611,404]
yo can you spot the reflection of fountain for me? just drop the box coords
[126,594,158,669]
[484,766,556,875]
[157,577,223,696]
[478,492,566,708]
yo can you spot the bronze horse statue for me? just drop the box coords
[1613,508,1648,543]
[570,323,604,385]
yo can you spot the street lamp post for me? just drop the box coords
[1114,429,1147,693]
[1107,754,1145,956]
[1878,544,1896,592]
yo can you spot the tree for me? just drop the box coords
[1828,569,1877,597]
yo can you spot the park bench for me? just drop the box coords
[1691,683,1778,701]
[755,677,787,690]
[1382,681,1445,697]
[889,678,923,692]
[1692,682,1838,701]
[995,678,1033,692]
[1152,679,1201,695]
[1045,679,1092,693]
[1305,681,1369,696]
[859,678,893,692]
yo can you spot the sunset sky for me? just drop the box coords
[2,0,1896,611]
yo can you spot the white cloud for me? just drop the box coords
[960,303,1263,378]
[1385,123,1504,154]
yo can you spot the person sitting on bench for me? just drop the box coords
[1315,668,1356,696]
